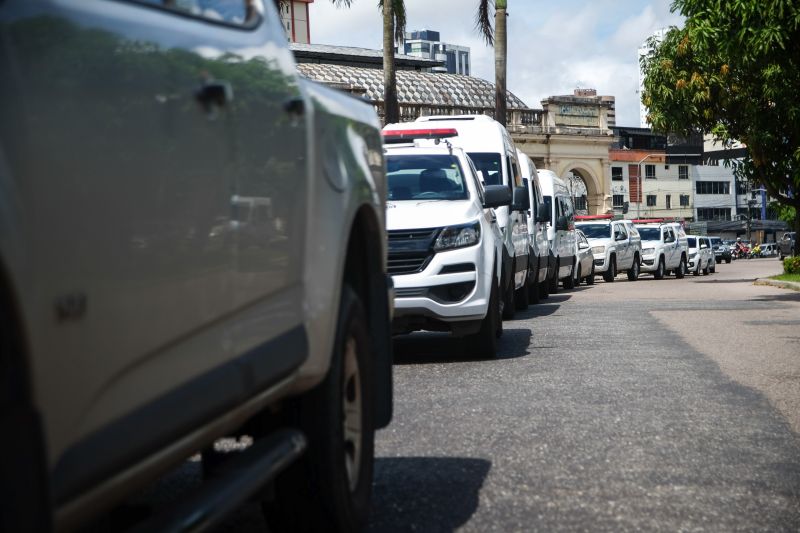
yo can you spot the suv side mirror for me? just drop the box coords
[536,203,549,223]
[483,184,512,209]
[578,241,589,250]
[556,215,569,231]
[511,186,530,212]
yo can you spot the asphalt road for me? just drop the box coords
[111,257,800,532]
[370,256,800,532]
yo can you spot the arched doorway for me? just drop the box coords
[566,171,590,216]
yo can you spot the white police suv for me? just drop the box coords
[382,130,514,357]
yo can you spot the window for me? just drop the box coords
[612,194,624,208]
[138,0,261,26]
[611,167,623,181]
[678,165,688,180]
[646,194,657,207]
[574,195,587,211]
[467,153,502,186]
[386,154,468,201]
[680,194,690,207]
[645,164,656,179]
[697,208,732,221]
[666,194,671,210]
[696,181,730,194]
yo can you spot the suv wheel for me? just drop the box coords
[586,263,595,285]
[627,255,640,281]
[527,264,540,305]
[539,278,550,299]
[263,285,374,533]
[515,271,530,311]
[703,263,710,275]
[603,256,616,282]
[654,257,665,280]
[468,272,501,358]
[502,271,516,320]
[675,256,686,278]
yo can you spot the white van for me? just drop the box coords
[383,115,531,318]
[517,150,550,303]
[537,170,577,292]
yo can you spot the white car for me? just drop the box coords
[575,217,642,282]
[687,235,713,275]
[383,116,531,319]
[575,229,596,285]
[383,142,511,357]
[635,223,687,279]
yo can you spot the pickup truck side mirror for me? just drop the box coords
[556,215,569,231]
[483,184,512,209]
[511,186,530,212]
[578,241,589,250]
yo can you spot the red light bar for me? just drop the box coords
[382,128,459,143]
[575,214,614,220]
[631,218,683,223]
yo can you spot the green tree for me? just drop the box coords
[641,0,800,253]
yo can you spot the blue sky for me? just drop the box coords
[308,0,685,126]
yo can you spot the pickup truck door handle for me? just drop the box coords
[195,80,233,111]
[284,96,305,117]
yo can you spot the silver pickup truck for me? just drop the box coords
[778,232,796,259]
[0,1,392,531]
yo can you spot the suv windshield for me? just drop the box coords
[637,227,661,241]
[387,154,469,201]
[687,237,697,248]
[578,224,611,239]
[467,152,503,186]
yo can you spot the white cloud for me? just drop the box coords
[307,0,684,126]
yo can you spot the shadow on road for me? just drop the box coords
[393,327,532,364]
[368,456,491,533]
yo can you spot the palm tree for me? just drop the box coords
[475,0,507,126]
[381,0,406,124]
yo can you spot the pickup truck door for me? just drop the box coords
[0,0,282,503]
[615,223,630,268]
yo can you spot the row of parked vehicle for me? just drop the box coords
[382,115,728,358]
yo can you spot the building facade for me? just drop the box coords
[279,0,313,43]
[401,30,471,76]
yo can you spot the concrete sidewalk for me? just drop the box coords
[755,278,800,291]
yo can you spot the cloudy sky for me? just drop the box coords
[308,0,685,126]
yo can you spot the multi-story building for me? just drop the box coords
[401,30,470,76]
[279,0,313,43]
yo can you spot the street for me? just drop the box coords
[127,258,800,532]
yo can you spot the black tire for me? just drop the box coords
[586,263,595,285]
[468,273,501,358]
[675,256,686,279]
[527,264,540,305]
[654,257,665,280]
[627,254,640,281]
[603,256,616,282]
[263,286,374,533]
[548,258,560,294]
[563,261,576,289]
[539,279,550,299]
[726,258,732,264]
[515,271,530,311]
[502,271,516,320]
[575,264,582,286]
[703,263,709,275]
[693,262,700,276]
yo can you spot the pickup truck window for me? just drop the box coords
[468,153,503,187]
[579,224,612,239]
[638,227,660,241]
[387,154,469,201]
[134,0,262,26]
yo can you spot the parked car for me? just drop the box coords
[634,222,686,279]
[538,170,578,291]
[517,150,551,302]
[709,236,732,263]
[575,217,642,282]
[383,115,531,319]
[687,236,713,275]
[381,139,510,357]
[574,229,596,285]
[759,242,778,257]
[778,232,796,259]
[0,2,392,531]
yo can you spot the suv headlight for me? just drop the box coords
[591,246,605,255]
[642,247,655,255]
[434,221,481,251]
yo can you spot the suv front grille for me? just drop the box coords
[387,228,440,275]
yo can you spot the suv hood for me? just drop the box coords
[386,200,482,230]
[585,236,613,247]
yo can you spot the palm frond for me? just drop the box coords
[475,0,494,45]
[378,0,406,44]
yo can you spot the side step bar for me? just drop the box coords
[132,429,306,533]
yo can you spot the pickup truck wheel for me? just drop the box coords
[563,261,576,289]
[548,259,560,294]
[586,263,595,285]
[703,263,710,275]
[603,257,616,282]
[263,286,374,533]
[467,274,500,358]
[627,255,640,281]
[675,257,686,279]
[654,257,665,280]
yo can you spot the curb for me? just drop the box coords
[754,278,800,292]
